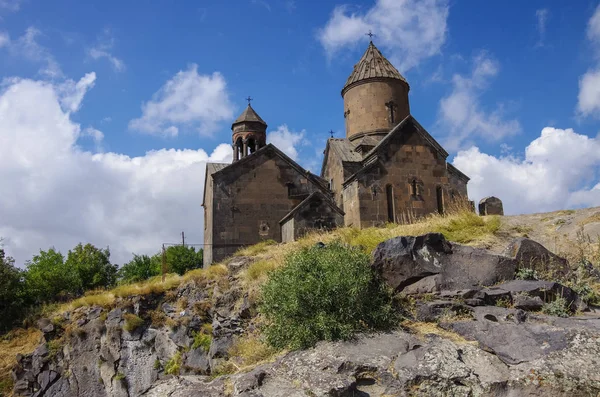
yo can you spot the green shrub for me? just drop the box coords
[114,372,126,381]
[516,268,539,281]
[260,241,397,350]
[164,351,182,375]
[123,313,144,332]
[542,296,570,318]
[191,330,212,352]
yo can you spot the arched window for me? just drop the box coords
[411,179,418,197]
[386,184,395,223]
[248,137,256,154]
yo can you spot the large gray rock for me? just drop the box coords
[485,280,587,312]
[371,233,517,292]
[503,237,570,277]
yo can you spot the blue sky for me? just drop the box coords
[2,0,600,265]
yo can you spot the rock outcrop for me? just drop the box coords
[371,233,517,292]
[11,235,600,397]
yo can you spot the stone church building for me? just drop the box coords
[202,41,470,266]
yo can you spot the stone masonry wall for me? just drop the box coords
[203,176,214,267]
[343,80,409,141]
[209,151,324,264]
[345,125,450,228]
[288,199,344,241]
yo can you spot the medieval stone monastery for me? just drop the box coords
[202,41,470,266]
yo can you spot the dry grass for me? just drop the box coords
[0,328,43,396]
[401,320,476,345]
[234,239,277,257]
[214,333,281,377]
[182,263,228,284]
[579,211,600,227]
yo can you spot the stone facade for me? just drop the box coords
[203,41,471,265]
[203,145,335,266]
[280,192,344,243]
[479,196,504,216]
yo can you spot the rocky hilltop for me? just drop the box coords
[8,211,600,397]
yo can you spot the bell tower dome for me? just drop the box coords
[232,99,267,162]
[342,41,410,142]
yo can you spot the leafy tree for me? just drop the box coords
[0,248,25,332]
[260,242,397,350]
[118,254,161,284]
[24,248,77,303]
[164,246,203,275]
[66,243,117,293]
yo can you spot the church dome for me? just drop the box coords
[232,104,267,126]
[341,41,409,97]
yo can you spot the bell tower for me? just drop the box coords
[342,41,410,143]
[232,97,267,162]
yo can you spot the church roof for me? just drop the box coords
[328,139,363,163]
[206,163,229,175]
[279,191,344,225]
[233,104,267,126]
[211,144,330,193]
[342,41,408,95]
[202,162,231,207]
[342,115,453,187]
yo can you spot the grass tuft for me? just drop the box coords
[123,313,144,332]
[164,351,182,375]
[234,240,277,257]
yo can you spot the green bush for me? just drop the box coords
[117,254,161,284]
[260,241,397,350]
[542,296,570,318]
[164,351,182,375]
[516,268,539,281]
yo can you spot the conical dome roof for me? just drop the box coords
[233,104,267,126]
[342,42,408,96]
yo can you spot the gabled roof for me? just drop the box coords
[320,138,362,178]
[212,143,330,193]
[342,115,451,187]
[233,104,267,126]
[202,162,230,207]
[279,191,344,225]
[447,163,470,183]
[364,115,448,160]
[342,41,409,96]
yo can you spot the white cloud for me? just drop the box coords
[318,0,449,71]
[0,75,232,266]
[10,27,63,78]
[129,65,234,137]
[0,0,21,11]
[436,53,521,151]
[535,8,549,47]
[57,72,96,113]
[88,28,125,72]
[267,125,305,161]
[453,127,600,215]
[577,5,600,117]
[0,32,9,48]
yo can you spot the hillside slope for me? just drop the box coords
[4,206,600,397]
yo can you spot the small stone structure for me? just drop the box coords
[479,196,504,216]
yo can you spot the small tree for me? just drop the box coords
[0,248,25,332]
[25,248,77,303]
[66,243,117,293]
[260,242,397,350]
[165,246,203,275]
[118,254,161,284]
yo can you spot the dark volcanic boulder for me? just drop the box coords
[371,233,517,292]
[503,237,570,277]
[371,233,451,291]
[484,280,587,312]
